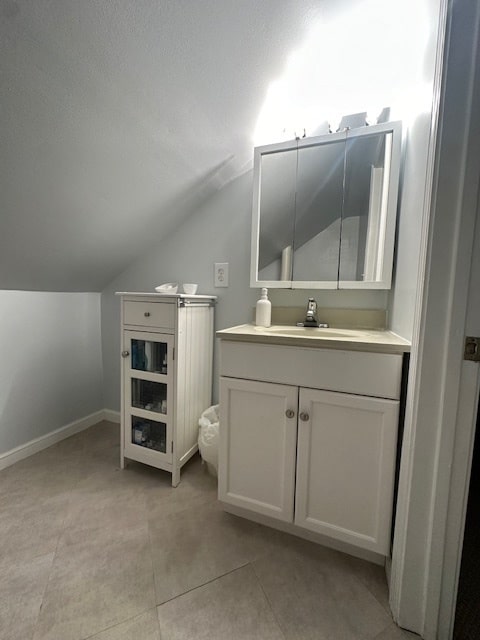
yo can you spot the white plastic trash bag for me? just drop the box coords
[198,404,220,476]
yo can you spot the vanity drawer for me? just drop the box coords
[123,300,175,329]
[220,341,403,400]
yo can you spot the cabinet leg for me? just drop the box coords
[120,455,126,469]
[171,468,180,487]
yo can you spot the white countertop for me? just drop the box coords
[217,323,410,354]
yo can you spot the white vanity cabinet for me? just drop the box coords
[117,292,216,486]
[218,339,404,557]
[219,377,298,522]
[294,387,399,554]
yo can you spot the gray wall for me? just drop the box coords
[388,0,444,341]
[388,113,435,341]
[0,0,322,292]
[101,99,439,410]
[101,171,388,412]
[0,0,444,445]
[0,291,103,454]
[102,172,257,410]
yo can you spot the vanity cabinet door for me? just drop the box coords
[295,388,399,555]
[218,377,298,522]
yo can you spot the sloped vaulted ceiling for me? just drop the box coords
[0,0,321,291]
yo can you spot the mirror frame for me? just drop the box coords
[250,121,402,290]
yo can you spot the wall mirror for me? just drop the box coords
[250,121,402,289]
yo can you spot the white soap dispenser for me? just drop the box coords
[255,288,271,327]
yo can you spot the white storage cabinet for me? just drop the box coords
[118,293,216,486]
[218,340,402,556]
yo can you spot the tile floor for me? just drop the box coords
[0,421,417,640]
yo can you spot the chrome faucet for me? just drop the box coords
[297,298,328,328]
[305,297,319,326]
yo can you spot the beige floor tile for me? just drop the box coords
[0,423,120,500]
[252,536,393,640]
[33,523,156,640]
[157,565,285,640]
[62,469,150,536]
[77,423,122,474]
[0,452,82,502]
[144,455,217,520]
[77,421,119,449]
[373,622,419,639]
[0,422,406,640]
[0,428,106,504]
[0,552,54,640]
[149,499,287,605]
[0,493,68,564]
[340,554,391,614]
[87,609,161,640]
[63,490,147,537]
[79,462,159,493]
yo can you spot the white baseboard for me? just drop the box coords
[0,409,117,471]
[103,408,121,423]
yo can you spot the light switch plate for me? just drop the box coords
[214,262,229,287]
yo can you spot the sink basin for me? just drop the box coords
[217,323,411,354]
[256,326,358,339]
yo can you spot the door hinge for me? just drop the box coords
[171,441,174,453]
[464,336,480,362]
[172,347,175,361]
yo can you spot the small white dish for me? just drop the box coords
[182,283,198,295]
[155,283,178,294]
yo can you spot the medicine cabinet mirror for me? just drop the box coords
[250,121,402,289]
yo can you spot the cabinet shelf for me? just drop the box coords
[129,370,168,382]
[130,407,168,420]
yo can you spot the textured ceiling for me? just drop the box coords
[0,0,323,291]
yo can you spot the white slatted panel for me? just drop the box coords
[179,305,214,463]
[186,306,194,454]
[176,309,187,458]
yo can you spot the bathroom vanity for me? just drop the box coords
[217,323,410,560]
[117,292,216,486]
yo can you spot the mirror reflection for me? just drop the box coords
[340,132,392,283]
[251,121,401,289]
[292,139,345,282]
[258,149,297,282]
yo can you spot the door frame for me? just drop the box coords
[389,1,480,637]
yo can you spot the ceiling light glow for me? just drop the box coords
[254,0,431,146]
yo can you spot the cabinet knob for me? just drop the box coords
[144,311,151,317]
[285,409,295,419]
[299,412,309,422]
[121,350,130,358]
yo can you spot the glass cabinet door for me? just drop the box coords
[123,330,174,463]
